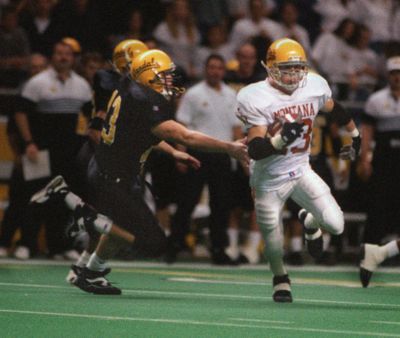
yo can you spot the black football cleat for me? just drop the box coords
[73,267,121,295]
[30,175,69,204]
[273,274,293,303]
[298,209,323,259]
[66,264,83,284]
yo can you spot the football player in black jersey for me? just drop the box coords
[32,49,248,295]
[66,40,149,284]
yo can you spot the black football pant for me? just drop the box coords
[87,158,167,258]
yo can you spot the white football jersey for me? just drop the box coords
[237,72,332,191]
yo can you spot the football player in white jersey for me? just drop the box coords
[236,38,361,302]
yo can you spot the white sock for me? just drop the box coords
[304,213,320,230]
[290,236,302,252]
[381,240,400,259]
[227,228,239,247]
[65,192,83,210]
[87,253,107,272]
[76,250,91,268]
[248,230,262,249]
[322,233,331,251]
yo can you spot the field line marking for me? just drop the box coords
[229,318,293,324]
[1,281,400,309]
[371,321,400,326]
[0,309,399,337]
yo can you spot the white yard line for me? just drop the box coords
[229,318,293,324]
[371,321,400,326]
[1,281,400,309]
[0,309,399,337]
[167,276,400,288]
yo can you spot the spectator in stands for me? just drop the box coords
[225,43,265,92]
[350,0,394,53]
[153,0,201,79]
[55,0,105,54]
[13,41,92,259]
[312,18,356,100]
[194,24,235,78]
[277,1,311,54]
[227,0,276,21]
[357,56,400,245]
[313,0,356,33]
[19,0,66,57]
[0,52,48,260]
[107,8,148,52]
[0,5,30,91]
[190,0,229,41]
[228,0,281,52]
[348,24,380,101]
[166,54,242,265]
[79,52,105,87]
[391,0,400,42]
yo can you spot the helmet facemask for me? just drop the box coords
[149,65,185,99]
[264,60,308,92]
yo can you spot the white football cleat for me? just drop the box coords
[30,175,69,204]
[240,245,260,264]
[359,244,385,288]
[13,246,30,260]
[0,246,8,258]
[225,245,240,261]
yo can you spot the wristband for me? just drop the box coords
[270,134,285,150]
[350,128,360,138]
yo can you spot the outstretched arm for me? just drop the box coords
[152,120,249,165]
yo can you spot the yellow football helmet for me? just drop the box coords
[262,38,308,91]
[130,49,184,98]
[112,39,148,73]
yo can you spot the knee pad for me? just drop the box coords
[322,205,344,235]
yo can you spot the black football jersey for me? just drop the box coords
[95,77,174,181]
[93,69,121,114]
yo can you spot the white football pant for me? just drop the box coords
[254,169,344,276]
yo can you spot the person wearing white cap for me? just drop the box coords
[358,56,400,287]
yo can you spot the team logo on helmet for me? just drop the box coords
[132,58,159,78]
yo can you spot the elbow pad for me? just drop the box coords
[331,101,352,126]
[248,137,278,160]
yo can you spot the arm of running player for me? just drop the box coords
[246,125,280,160]
[322,98,361,160]
[87,110,106,144]
[151,120,249,166]
[155,141,201,169]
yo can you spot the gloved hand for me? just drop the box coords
[339,135,361,161]
[281,121,304,145]
[270,121,304,150]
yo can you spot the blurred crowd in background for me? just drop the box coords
[0,0,400,266]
